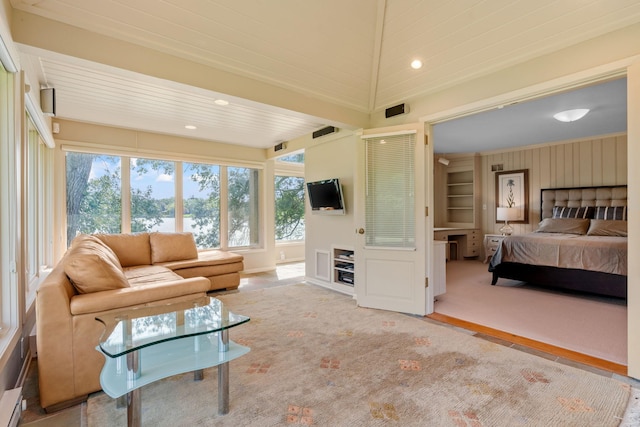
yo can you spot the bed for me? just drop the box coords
[488,185,627,299]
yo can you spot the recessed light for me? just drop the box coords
[410,59,423,70]
[214,99,229,106]
[185,125,197,130]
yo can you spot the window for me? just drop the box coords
[227,167,260,248]
[65,151,263,250]
[24,115,52,306]
[130,158,175,233]
[364,133,415,248]
[25,118,38,284]
[0,63,15,339]
[66,153,122,245]
[183,162,220,249]
[274,175,305,241]
[277,153,304,164]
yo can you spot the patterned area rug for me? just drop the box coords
[87,283,630,426]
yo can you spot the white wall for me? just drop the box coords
[304,132,357,286]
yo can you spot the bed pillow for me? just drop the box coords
[535,218,590,235]
[586,219,628,237]
[551,206,594,219]
[594,206,627,221]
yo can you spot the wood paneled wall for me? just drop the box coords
[480,134,627,235]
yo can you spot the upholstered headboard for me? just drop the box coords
[540,186,627,220]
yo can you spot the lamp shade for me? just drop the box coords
[496,207,519,221]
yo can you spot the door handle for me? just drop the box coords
[357,228,365,234]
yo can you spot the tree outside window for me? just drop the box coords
[66,153,122,245]
[130,158,175,233]
[275,175,305,241]
[228,167,260,247]
[183,162,220,249]
[66,152,269,251]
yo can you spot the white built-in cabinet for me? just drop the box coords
[332,246,355,289]
[435,155,481,229]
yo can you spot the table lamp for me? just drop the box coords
[496,207,518,236]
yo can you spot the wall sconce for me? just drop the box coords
[496,207,518,235]
[438,157,450,166]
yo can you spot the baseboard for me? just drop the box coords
[15,350,32,391]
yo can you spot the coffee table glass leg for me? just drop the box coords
[127,388,141,427]
[218,362,229,415]
[126,350,142,427]
[218,329,230,415]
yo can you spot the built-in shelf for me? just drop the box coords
[332,246,354,287]
[444,166,477,226]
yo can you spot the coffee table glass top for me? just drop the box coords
[96,295,250,358]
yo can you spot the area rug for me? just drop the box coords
[87,283,631,426]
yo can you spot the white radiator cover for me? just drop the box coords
[0,387,22,427]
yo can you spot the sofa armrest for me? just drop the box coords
[69,276,210,315]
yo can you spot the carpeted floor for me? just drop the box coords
[87,283,631,426]
[435,260,627,365]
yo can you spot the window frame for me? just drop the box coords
[62,148,265,252]
[23,114,52,309]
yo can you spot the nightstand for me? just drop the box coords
[483,234,506,263]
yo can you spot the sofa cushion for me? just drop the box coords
[95,233,152,267]
[150,232,198,263]
[158,250,244,270]
[124,265,183,286]
[64,234,129,294]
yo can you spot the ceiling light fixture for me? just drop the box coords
[214,99,229,106]
[185,125,197,130]
[410,59,423,70]
[553,108,590,122]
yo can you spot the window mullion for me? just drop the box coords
[220,166,228,249]
[121,156,131,234]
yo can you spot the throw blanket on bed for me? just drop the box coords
[488,233,627,276]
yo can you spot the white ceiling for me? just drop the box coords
[9,0,640,150]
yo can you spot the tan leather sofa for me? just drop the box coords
[36,232,244,412]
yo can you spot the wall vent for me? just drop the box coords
[385,103,408,118]
[312,126,338,139]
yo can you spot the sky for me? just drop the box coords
[88,156,216,199]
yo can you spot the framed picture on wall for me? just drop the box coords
[495,169,529,223]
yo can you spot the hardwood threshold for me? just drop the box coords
[427,312,627,376]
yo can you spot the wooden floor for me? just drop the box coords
[428,312,627,376]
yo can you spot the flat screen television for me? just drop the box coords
[306,178,346,215]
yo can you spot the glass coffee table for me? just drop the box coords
[96,295,250,427]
